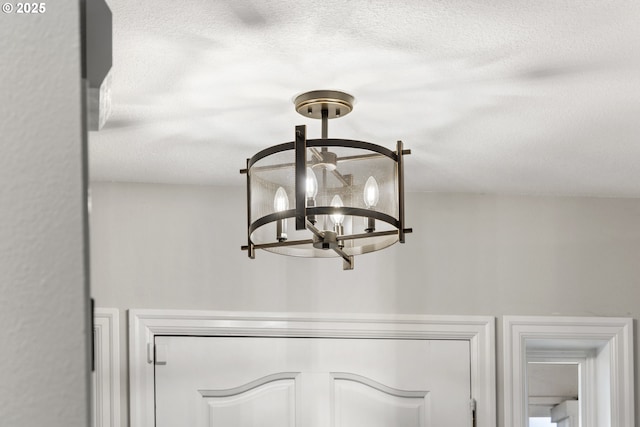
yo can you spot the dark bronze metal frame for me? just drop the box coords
[240,124,412,270]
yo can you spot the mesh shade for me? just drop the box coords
[249,141,400,257]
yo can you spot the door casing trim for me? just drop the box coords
[129,310,496,427]
[94,308,121,427]
[503,315,634,427]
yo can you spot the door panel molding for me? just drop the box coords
[129,310,496,427]
[330,372,428,398]
[332,374,430,427]
[201,376,297,427]
[503,315,634,427]
[199,372,301,397]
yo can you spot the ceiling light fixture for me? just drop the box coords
[240,90,412,270]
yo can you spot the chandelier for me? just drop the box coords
[240,90,412,270]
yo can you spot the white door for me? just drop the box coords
[155,336,471,427]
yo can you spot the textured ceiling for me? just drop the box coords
[90,0,640,196]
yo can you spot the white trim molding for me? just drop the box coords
[503,315,634,427]
[93,308,121,427]
[129,310,496,427]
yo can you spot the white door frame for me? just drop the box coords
[94,308,121,427]
[503,316,634,427]
[129,310,496,427]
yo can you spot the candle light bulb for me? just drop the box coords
[273,187,289,241]
[330,194,344,226]
[274,187,289,212]
[363,176,379,208]
[306,167,318,199]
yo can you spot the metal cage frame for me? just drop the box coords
[241,124,411,270]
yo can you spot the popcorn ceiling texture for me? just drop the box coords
[90,0,640,197]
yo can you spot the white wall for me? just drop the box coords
[90,182,640,427]
[0,4,90,427]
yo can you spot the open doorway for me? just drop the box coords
[503,316,634,427]
[527,362,579,427]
